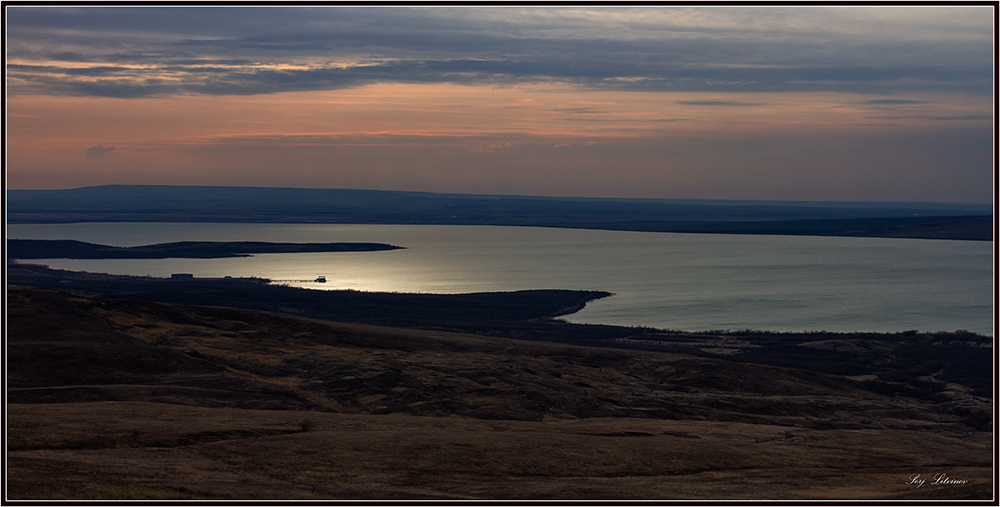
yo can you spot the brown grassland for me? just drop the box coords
[5,287,994,501]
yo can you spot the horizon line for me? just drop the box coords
[7,184,994,208]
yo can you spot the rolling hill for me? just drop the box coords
[6,287,993,500]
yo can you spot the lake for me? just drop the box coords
[7,222,994,336]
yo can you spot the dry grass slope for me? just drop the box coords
[6,289,994,500]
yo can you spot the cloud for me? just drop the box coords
[5,6,993,98]
[551,107,603,114]
[931,115,992,121]
[870,114,993,122]
[84,144,117,159]
[470,142,512,153]
[676,101,764,107]
[862,99,928,105]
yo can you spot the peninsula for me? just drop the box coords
[7,239,403,259]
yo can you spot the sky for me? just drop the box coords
[5,6,995,202]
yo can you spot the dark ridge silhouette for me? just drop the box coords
[7,239,403,259]
[8,185,992,240]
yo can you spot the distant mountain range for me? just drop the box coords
[7,185,993,240]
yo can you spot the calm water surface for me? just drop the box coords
[8,222,993,335]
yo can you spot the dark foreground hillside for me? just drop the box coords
[6,288,993,500]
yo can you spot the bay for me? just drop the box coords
[7,222,993,336]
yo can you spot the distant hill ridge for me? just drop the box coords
[7,185,992,240]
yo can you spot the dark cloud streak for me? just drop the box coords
[676,100,764,107]
[6,7,993,98]
[863,99,928,105]
[84,144,116,159]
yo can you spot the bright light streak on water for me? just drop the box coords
[8,222,993,335]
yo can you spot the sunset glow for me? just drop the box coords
[5,6,993,201]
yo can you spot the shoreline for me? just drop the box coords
[7,261,989,338]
